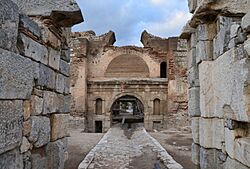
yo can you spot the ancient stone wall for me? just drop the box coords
[0,0,83,168]
[182,0,250,168]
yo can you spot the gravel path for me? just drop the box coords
[78,123,183,169]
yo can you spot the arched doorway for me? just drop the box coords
[110,95,144,123]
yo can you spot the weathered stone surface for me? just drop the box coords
[191,117,200,144]
[197,24,216,41]
[18,33,48,64]
[31,95,43,116]
[29,116,51,148]
[31,152,48,169]
[0,149,23,169]
[224,157,250,169]
[187,48,196,69]
[225,128,250,167]
[23,120,31,137]
[200,48,250,121]
[19,14,41,38]
[244,38,250,56]
[0,100,23,154]
[59,59,70,76]
[48,48,60,70]
[188,87,200,117]
[41,27,61,49]
[191,143,200,165]
[242,12,250,32]
[56,74,66,94]
[199,148,225,169]
[12,0,83,27]
[46,139,66,169]
[196,40,213,63]
[0,49,35,99]
[23,100,32,121]
[20,137,31,153]
[0,0,19,52]
[61,49,71,62]
[188,65,199,89]
[36,64,56,90]
[199,118,224,149]
[43,91,70,114]
[188,0,197,13]
[51,114,69,141]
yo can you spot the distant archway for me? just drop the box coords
[160,62,167,78]
[110,95,144,123]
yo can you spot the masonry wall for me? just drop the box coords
[182,0,250,168]
[0,0,82,168]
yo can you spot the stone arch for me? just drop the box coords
[105,54,150,78]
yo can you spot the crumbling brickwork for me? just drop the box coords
[70,30,188,132]
[0,0,83,168]
[182,0,250,168]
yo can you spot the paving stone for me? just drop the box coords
[0,0,19,52]
[0,149,23,169]
[0,49,35,99]
[0,100,23,154]
[18,33,48,64]
[29,116,51,148]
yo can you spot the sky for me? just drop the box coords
[73,0,192,46]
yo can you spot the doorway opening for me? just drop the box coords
[95,121,103,133]
[111,95,144,123]
[160,62,167,78]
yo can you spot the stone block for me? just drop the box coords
[197,23,216,41]
[0,0,19,52]
[0,100,23,154]
[224,157,249,169]
[46,139,66,169]
[196,40,213,63]
[20,137,31,153]
[56,74,66,94]
[191,143,200,165]
[23,120,31,137]
[188,0,197,13]
[41,26,61,49]
[59,59,70,76]
[23,100,31,121]
[230,24,240,39]
[225,128,250,167]
[48,48,60,70]
[188,87,201,117]
[187,48,196,69]
[64,78,70,94]
[12,0,83,27]
[36,64,56,90]
[19,14,41,38]
[51,114,70,141]
[31,95,43,116]
[29,116,51,148]
[43,92,70,114]
[0,49,35,99]
[199,118,225,149]
[61,49,71,62]
[244,38,250,56]
[199,148,226,169]
[0,149,23,169]
[191,117,200,144]
[242,12,250,32]
[188,65,199,88]
[31,152,48,169]
[18,33,48,64]
[190,33,197,48]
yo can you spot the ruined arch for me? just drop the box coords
[110,94,145,123]
[105,54,150,78]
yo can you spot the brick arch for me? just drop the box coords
[105,54,150,78]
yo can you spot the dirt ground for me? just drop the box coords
[64,129,104,169]
[149,127,198,169]
[65,126,197,169]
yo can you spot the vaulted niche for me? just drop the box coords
[105,54,150,78]
[111,95,144,123]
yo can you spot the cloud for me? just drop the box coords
[73,0,191,46]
